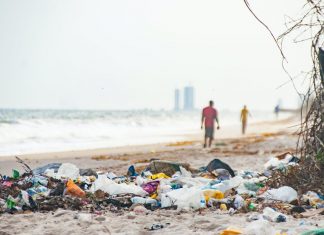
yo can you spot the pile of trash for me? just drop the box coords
[0,154,323,227]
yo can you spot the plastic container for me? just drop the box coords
[149,173,170,180]
[203,189,224,202]
[220,228,242,235]
[66,179,86,198]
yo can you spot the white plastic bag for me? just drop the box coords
[234,195,244,209]
[56,163,80,180]
[211,176,243,192]
[90,175,147,196]
[161,187,205,210]
[261,186,297,203]
[264,154,293,170]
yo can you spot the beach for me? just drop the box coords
[2,117,323,235]
[0,117,297,176]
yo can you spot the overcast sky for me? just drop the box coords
[0,0,311,110]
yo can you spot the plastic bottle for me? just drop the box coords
[66,179,86,198]
[248,203,256,211]
[12,169,20,179]
[263,207,287,222]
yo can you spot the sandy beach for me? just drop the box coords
[2,118,323,235]
[0,118,297,175]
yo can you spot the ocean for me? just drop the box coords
[0,109,279,156]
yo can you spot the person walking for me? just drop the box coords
[201,100,220,148]
[240,105,251,134]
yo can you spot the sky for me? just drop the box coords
[0,0,312,111]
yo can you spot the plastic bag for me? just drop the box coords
[161,187,205,210]
[210,176,243,192]
[90,175,147,196]
[264,154,293,170]
[57,163,80,180]
[206,159,235,177]
[141,181,159,194]
[33,163,62,175]
[261,186,297,203]
[234,195,244,209]
[131,196,158,206]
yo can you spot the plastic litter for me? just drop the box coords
[206,159,235,177]
[57,163,80,180]
[12,169,20,179]
[262,207,287,222]
[264,153,298,170]
[32,163,62,175]
[220,228,242,235]
[261,186,297,203]
[161,187,205,210]
[203,189,224,202]
[302,191,323,207]
[90,175,147,196]
[148,223,164,231]
[233,195,244,209]
[149,173,169,180]
[141,181,159,194]
[302,229,324,235]
[145,160,190,177]
[66,179,86,198]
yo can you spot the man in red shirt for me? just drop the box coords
[201,100,220,148]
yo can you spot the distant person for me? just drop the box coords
[201,100,220,148]
[274,105,280,119]
[240,105,251,135]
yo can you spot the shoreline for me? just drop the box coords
[0,117,299,176]
[0,116,298,161]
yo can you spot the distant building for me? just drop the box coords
[174,89,180,111]
[183,86,194,110]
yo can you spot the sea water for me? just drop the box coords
[0,109,280,156]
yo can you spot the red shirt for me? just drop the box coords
[203,106,217,127]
